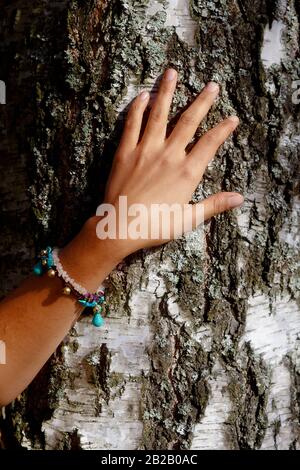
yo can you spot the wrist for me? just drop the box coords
[58,217,123,292]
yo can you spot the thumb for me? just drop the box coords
[201,192,244,220]
[188,192,244,229]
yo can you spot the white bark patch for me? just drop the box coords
[244,293,300,365]
[42,290,154,450]
[191,361,232,450]
[165,0,197,46]
[146,0,197,46]
[241,293,300,449]
[279,194,300,249]
[261,363,293,449]
[191,325,213,353]
[261,20,285,68]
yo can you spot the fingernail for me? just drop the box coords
[206,82,219,92]
[228,115,239,124]
[140,90,149,101]
[228,194,244,208]
[165,68,177,81]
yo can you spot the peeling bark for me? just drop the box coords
[0,0,299,450]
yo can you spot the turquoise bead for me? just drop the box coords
[33,261,43,276]
[78,300,98,308]
[47,252,54,268]
[92,313,104,327]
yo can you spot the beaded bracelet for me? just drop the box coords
[33,246,106,327]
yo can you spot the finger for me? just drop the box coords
[167,81,219,150]
[189,192,244,228]
[117,90,150,155]
[186,116,239,176]
[140,68,177,148]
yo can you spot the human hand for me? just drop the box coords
[96,68,243,257]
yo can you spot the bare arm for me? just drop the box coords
[0,69,243,406]
[0,230,121,406]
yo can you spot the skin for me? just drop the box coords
[0,68,244,406]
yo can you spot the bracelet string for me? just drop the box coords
[33,247,106,327]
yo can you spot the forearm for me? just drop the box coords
[0,218,120,406]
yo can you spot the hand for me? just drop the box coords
[97,68,243,256]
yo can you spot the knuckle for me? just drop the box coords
[125,115,135,130]
[125,99,141,124]
[181,163,196,181]
[207,122,230,146]
[130,100,139,112]
[199,89,215,101]
[160,154,174,167]
[150,107,163,123]
[138,146,151,161]
[180,112,197,126]
[160,145,173,159]
[128,101,139,117]
[115,150,126,162]
[204,130,219,146]
[213,194,225,213]
[160,80,171,95]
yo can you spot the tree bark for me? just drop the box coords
[0,0,299,450]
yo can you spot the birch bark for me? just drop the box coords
[0,0,299,450]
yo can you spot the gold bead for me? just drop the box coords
[62,286,71,296]
[47,269,56,278]
[93,305,102,313]
[41,259,47,266]
[40,249,47,256]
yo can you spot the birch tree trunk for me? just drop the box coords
[0,0,299,450]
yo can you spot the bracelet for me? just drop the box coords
[33,246,106,328]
